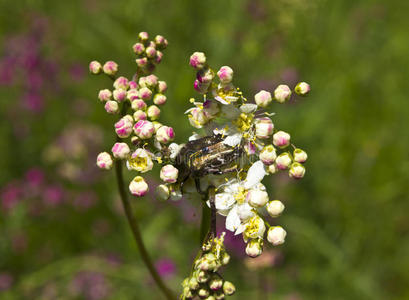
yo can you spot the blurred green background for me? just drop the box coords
[1,0,408,299]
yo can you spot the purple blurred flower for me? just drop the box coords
[70,272,111,300]
[73,191,97,211]
[1,182,21,212]
[25,168,45,188]
[43,185,64,206]
[155,258,176,278]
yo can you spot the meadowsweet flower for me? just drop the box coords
[267,226,286,246]
[129,176,149,196]
[96,152,113,170]
[160,165,179,183]
[266,200,285,217]
[127,148,153,173]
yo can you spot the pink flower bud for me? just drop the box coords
[254,90,272,108]
[217,66,233,83]
[133,110,147,122]
[96,152,113,170]
[102,61,118,76]
[129,81,138,89]
[127,89,139,101]
[160,165,179,183]
[98,89,112,102]
[133,120,154,139]
[255,117,274,139]
[275,152,292,170]
[267,226,286,246]
[129,176,149,197]
[152,121,163,133]
[147,105,161,120]
[295,82,310,96]
[138,31,149,42]
[131,99,147,111]
[274,84,291,103]
[104,100,119,114]
[113,89,127,102]
[154,51,163,64]
[145,46,156,59]
[154,35,168,49]
[273,131,291,148]
[113,76,129,90]
[153,93,167,105]
[293,148,308,163]
[114,116,133,138]
[259,145,277,165]
[111,142,130,159]
[135,57,148,68]
[289,162,305,179]
[132,42,145,55]
[156,126,175,144]
[145,74,158,88]
[89,61,102,74]
[158,81,167,93]
[139,87,152,100]
[138,76,147,87]
[189,52,206,69]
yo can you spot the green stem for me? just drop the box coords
[114,160,176,300]
[199,201,211,245]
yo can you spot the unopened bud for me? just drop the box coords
[247,189,269,208]
[145,46,156,59]
[111,142,130,159]
[132,42,145,55]
[266,200,285,217]
[275,152,292,170]
[198,288,209,299]
[274,84,291,103]
[131,99,147,111]
[158,81,167,93]
[189,52,206,69]
[135,57,148,68]
[268,163,278,174]
[156,126,175,143]
[267,226,287,246]
[153,93,167,105]
[139,87,152,100]
[295,81,310,96]
[138,31,149,42]
[113,89,127,102]
[154,51,163,64]
[133,110,147,122]
[115,116,133,138]
[147,105,161,120]
[96,152,113,170]
[254,90,272,108]
[259,145,277,165]
[197,68,215,84]
[289,162,305,179]
[104,100,119,114]
[245,239,263,258]
[145,74,158,88]
[188,277,200,290]
[223,281,235,296]
[98,89,112,102]
[160,165,179,183]
[113,76,129,90]
[89,60,102,74]
[273,131,291,148]
[209,278,223,291]
[217,66,233,83]
[154,35,168,49]
[293,148,308,163]
[129,176,149,197]
[196,270,209,283]
[133,120,154,139]
[255,117,274,139]
[102,61,118,76]
[156,184,170,201]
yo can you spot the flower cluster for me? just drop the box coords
[181,233,235,300]
[184,52,310,257]
[92,32,177,196]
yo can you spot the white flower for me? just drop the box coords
[127,148,153,173]
[244,160,267,190]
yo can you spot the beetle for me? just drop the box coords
[175,134,243,194]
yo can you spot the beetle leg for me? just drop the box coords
[195,178,208,196]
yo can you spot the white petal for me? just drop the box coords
[189,133,201,141]
[225,206,241,232]
[240,104,258,114]
[214,96,229,105]
[215,193,235,210]
[221,104,240,119]
[184,107,195,114]
[244,160,267,189]
[223,133,242,147]
[236,203,255,221]
[235,223,247,235]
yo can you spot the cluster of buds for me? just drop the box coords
[181,233,235,299]
[183,52,310,257]
[92,32,177,198]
